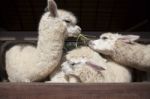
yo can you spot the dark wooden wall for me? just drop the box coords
[0,0,149,32]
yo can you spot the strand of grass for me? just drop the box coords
[75,34,82,48]
[80,34,90,40]
[83,34,96,38]
[75,34,90,48]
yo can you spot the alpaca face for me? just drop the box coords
[61,47,107,75]
[46,0,81,37]
[88,32,140,55]
[61,57,87,75]
[88,33,119,55]
[58,10,81,37]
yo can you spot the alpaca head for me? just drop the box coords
[61,47,107,75]
[39,0,81,37]
[88,32,140,55]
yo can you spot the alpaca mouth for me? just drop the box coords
[74,32,81,37]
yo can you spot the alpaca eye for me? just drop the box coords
[64,19,71,23]
[101,36,108,40]
[70,63,75,66]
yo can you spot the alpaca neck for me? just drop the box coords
[36,25,65,70]
[112,41,146,67]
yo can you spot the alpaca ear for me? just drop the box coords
[85,61,106,72]
[118,35,140,43]
[48,0,58,17]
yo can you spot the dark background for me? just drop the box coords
[0,0,149,32]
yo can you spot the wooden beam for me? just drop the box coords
[0,31,150,43]
[0,83,150,99]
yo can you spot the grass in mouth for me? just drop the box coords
[75,33,96,48]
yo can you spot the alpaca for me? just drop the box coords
[49,47,132,83]
[5,0,81,82]
[89,32,150,71]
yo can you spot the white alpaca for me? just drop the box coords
[89,32,150,71]
[50,47,132,83]
[5,0,81,82]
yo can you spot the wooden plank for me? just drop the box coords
[0,31,150,44]
[0,31,150,37]
[0,31,150,41]
[0,83,150,99]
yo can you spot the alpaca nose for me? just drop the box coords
[75,26,82,34]
[88,40,95,46]
[77,26,81,32]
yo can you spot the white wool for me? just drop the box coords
[48,71,68,83]
[5,0,81,82]
[47,71,79,83]
[50,47,132,83]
